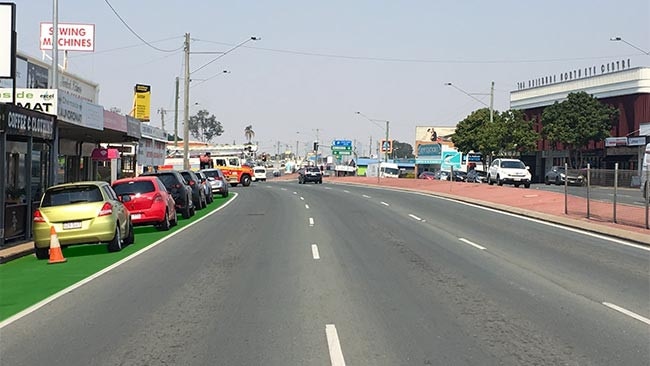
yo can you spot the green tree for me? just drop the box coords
[244,125,255,143]
[392,140,414,158]
[497,109,539,157]
[188,109,224,142]
[541,91,618,168]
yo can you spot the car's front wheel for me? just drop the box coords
[488,174,494,185]
[497,175,504,186]
[241,175,252,187]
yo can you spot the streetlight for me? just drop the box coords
[609,36,650,55]
[445,82,494,123]
[355,112,390,182]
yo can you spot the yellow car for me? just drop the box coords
[32,181,134,259]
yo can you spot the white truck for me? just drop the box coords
[366,162,400,178]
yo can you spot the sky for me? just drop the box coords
[12,0,650,156]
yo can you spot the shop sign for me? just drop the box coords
[40,23,95,52]
[132,84,151,122]
[57,90,83,125]
[0,104,54,139]
[416,142,442,157]
[627,137,647,146]
[0,88,57,115]
[59,73,97,102]
[126,115,141,138]
[82,100,103,131]
[141,123,166,141]
[103,109,127,132]
[605,137,628,147]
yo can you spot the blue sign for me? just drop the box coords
[333,140,352,147]
[416,143,441,157]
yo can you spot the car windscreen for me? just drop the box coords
[254,169,266,173]
[306,167,320,173]
[113,181,155,195]
[180,172,195,182]
[384,168,400,175]
[41,185,104,207]
[501,161,526,169]
[202,170,220,178]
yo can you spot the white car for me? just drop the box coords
[487,158,531,188]
[253,167,267,182]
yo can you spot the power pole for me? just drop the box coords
[183,33,191,170]
[158,107,166,133]
[384,121,390,162]
[174,76,179,146]
[369,136,372,158]
[489,81,494,124]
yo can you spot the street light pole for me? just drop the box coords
[183,32,191,170]
[445,82,494,123]
[610,36,650,55]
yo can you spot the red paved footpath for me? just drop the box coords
[275,173,649,245]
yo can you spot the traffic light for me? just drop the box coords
[313,141,319,152]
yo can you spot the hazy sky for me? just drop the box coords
[13,0,650,155]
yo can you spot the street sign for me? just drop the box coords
[333,150,352,155]
[333,140,352,147]
[331,146,352,151]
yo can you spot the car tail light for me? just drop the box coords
[153,193,163,202]
[98,202,113,217]
[33,209,45,223]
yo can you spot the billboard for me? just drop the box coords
[0,88,58,115]
[132,84,151,122]
[0,3,15,78]
[40,23,95,52]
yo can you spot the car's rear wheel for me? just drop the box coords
[222,191,228,198]
[524,182,531,188]
[488,175,494,185]
[182,203,191,219]
[158,210,171,230]
[124,221,134,245]
[34,245,49,260]
[497,175,503,186]
[107,225,122,252]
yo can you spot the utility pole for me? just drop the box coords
[182,33,191,170]
[174,76,179,146]
[369,136,372,158]
[384,121,390,162]
[489,81,494,124]
[158,107,166,133]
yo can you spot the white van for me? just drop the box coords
[641,143,650,198]
[366,162,400,178]
[252,166,267,182]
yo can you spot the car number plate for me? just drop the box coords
[514,178,521,181]
[131,214,142,220]
[63,221,82,230]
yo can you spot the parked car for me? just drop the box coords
[253,167,267,182]
[418,171,437,180]
[32,181,135,259]
[544,166,585,186]
[487,158,531,188]
[448,170,468,182]
[179,170,208,210]
[142,170,195,218]
[200,168,229,198]
[298,166,323,184]
[112,176,178,231]
[273,169,281,177]
[195,171,214,204]
[466,169,487,183]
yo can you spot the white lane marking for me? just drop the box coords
[325,187,332,190]
[293,191,297,195]
[380,201,389,206]
[309,217,314,226]
[312,244,320,259]
[362,194,371,198]
[343,190,350,193]
[326,324,347,366]
[305,204,310,209]
[300,196,305,200]
[281,188,287,191]
[408,214,422,221]
[602,302,650,325]
[0,193,241,329]
[459,237,487,250]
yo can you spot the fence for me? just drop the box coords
[563,164,649,229]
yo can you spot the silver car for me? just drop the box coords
[199,168,230,198]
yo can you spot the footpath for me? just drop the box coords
[2,174,648,263]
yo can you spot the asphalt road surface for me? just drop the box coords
[2,181,649,365]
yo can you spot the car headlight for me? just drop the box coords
[560,173,566,178]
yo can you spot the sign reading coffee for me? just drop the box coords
[0,103,54,139]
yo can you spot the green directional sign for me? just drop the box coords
[333,150,352,155]
[331,146,352,151]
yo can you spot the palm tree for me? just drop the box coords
[244,125,255,143]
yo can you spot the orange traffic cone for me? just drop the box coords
[48,226,67,264]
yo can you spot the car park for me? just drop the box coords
[179,170,208,210]
[112,176,178,231]
[32,181,135,259]
[142,170,195,218]
[487,158,532,188]
[544,165,585,186]
[200,168,230,198]
[195,171,214,204]
[298,166,323,184]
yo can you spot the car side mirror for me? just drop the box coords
[526,166,530,170]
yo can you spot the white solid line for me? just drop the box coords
[305,204,310,209]
[312,244,320,259]
[380,201,389,206]
[458,237,487,250]
[362,194,371,198]
[300,197,305,200]
[326,324,347,366]
[602,302,650,325]
[408,214,422,221]
[309,217,314,226]
[0,193,240,329]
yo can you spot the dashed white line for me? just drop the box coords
[458,237,487,250]
[293,191,297,195]
[380,201,389,206]
[325,187,332,190]
[309,217,314,226]
[343,190,350,193]
[408,214,422,221]
[281,188,287,191]
[305,204,310,209]
[362,194,371,198]
[326,324,347,366]
[312,244,320,259]
[602,302,650,325]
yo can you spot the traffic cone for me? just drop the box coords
[48,226,67,264]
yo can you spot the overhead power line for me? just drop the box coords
[70,36,185,58]
[103,0,184,53]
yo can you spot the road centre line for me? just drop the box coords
[408,214,422,221]
[343,190,350,193]
[281,188,287,191]
[325,324,347,366]
[362,194,371,198]
[312,244,320,259]
[293,192,297,194]
[380,201,389,206]
[300,197,305,200]
[305,204,310,209]
[0,193,240,329]
[458,237,487,250]
[309,217,314,226]
[602,302,650,325]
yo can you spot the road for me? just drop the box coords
[2,181,649,365]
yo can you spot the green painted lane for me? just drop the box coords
[0,196,232,321]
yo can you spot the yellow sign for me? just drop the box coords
[132,84,151,122]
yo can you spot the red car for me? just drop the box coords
[112,176,178,231]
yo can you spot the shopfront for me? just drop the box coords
[0,104,55,247]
